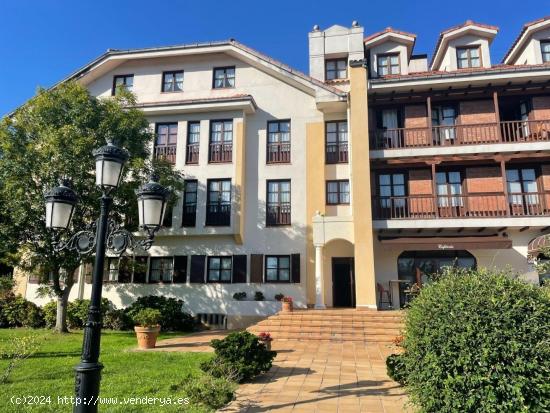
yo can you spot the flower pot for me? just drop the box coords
[134,325,161,349]
[282,301,293,312]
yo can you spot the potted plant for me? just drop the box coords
[281,296,293,312]
[274,293,284,301]
[233,292,247,301]
[254,291,265,301]
[258,332,273,351]
[133,308,162,349]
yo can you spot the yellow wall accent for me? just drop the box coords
[349,63,378,309]
[306,122,326,305]
[234,120,246,245]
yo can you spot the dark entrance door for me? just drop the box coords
[332,257,355,307]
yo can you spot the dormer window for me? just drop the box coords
[542,41,550,63]
[377,54,400,76]
[456,46,481,69]
[325,59,347,80]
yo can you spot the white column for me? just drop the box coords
[314,244,326,309]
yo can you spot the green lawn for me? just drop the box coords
[0,329,213,413]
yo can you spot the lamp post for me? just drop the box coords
[45,141,170,413]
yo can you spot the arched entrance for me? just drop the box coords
[324,239,355,307]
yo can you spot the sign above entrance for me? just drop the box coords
[379,235,512,250]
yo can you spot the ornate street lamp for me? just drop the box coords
[45,141,169,413]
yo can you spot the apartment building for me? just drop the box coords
[21,17,550,324]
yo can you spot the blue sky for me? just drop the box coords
[0,0,545,116]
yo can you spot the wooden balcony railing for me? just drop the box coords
[154,145,177,164]
[370,119,550,149]
[266,203,291,226]
[325,143,349,164]
[185,143,199,164]
[209,143,232,163]
[267,142,291,163]
[206,203,231,226]
[372,192,550,220]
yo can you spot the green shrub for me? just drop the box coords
[0,278,15,299]
[103,308,132,330]
[201,331,276,383]
[132,308,161,327]
[0,295,44,328]
[67,298,112,329]
[254,291,264,301]
[125,296,193,331]
[401,267,550,413]
[172,373,236,410]
[386,353,407,385]
[232,292,246,301]
[42,301,57,329]
[274,293,284,301]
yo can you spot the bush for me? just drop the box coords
[67,298,112,329]
[386,353,407,385]
[42,301,57,329]
[232,292,246,301]
[254,291,264,301]
[201,331,276,383]
[103,308,132,330]
[0,295,44,328]
[401,267,550,413]
[0,278,15,300]
[125,296,193,331]
[172,373,236,410]
[274,293,284,301]
[132,308,161,327]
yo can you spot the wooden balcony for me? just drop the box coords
[372,192,550,220]
[267,142,291,163]
[181,205,196,227]
[370,119,550,150]
[206,203,231,226]
[266,203,291,226]
[209,143,232,163]
[185,143,199,164]
[325,143,349,164]
[154,144,177,164]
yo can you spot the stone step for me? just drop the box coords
[256,331,398,343]
[254,320,403,328]
[248,324,401,333]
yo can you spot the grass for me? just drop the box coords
[0,329,214,412]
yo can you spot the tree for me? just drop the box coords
[0,82,182,332]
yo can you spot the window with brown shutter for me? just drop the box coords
[250,254,264,283]
[189,255,206,283]
[173,256,188,283]
[133,257,148,283]
[291,253,300,283]
[232,255,247,283]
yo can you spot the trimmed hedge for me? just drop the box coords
[0,295,44,328]
[400,267,550,413]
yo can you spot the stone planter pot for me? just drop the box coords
[282,301,293,312]
[134,325,161,349]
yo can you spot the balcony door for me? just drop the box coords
[436,171,464,217]
[378,173,407,218]
[506,168,540,216]
[381,109,400,148]
[432,106,457,144]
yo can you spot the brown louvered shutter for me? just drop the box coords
[291,253,300,283]
[189,255,206,283]
[84,263,92,284]
[250,254,264,283]
[133,257,148,283]
[232,255,247,283]
[173,256,188,283]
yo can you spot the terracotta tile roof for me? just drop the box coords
[364,27,416,44]
[431,20,499,68]
[502,16,550,63]
[372,62,550,81]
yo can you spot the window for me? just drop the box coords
[209,120,233,163]
[154,123,178,164]
[326,180,350,205]
[507,168,539,206]
[182,180,198,227]
[213,66,235,88]
[106,257,132,283]
[432,106,457,142]
[436,171,463,207]
[162,70,184,92]
[377,54,400,76]
[207,256,232,282]
[265,255,291,282]
[186,122,200,164]
[107,258,120,282]
[112,74,134,95]
[379,173,406,209]
[456,46,481,69]
[267,120,291,163]
[149,257,174,283]
[542,41,550,63]
[325,121,348,164]
[266,180,291,226]
[206,179,231,226]
[325,58,347,80]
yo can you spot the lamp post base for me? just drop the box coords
[74,362,104,412]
